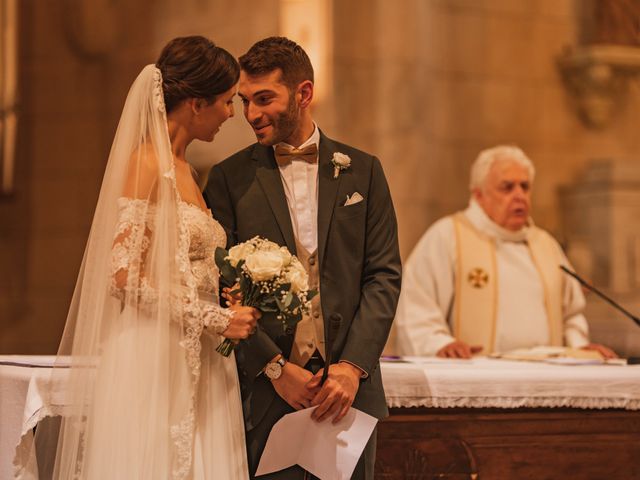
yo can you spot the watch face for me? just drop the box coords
[265,362,282,380]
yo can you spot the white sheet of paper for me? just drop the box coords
[255,406,377,480]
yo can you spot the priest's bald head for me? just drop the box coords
[470,146,535,232]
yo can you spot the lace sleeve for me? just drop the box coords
[201,300,233,334]
[110,197,232,334]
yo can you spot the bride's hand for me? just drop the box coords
[222,284,242,306]
[222,305,260,340]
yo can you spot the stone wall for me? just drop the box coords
[332,0,640,260]
[3,0,640,353]
[0,0,278,353]
[329,0,640,355]
[0,0,132,353]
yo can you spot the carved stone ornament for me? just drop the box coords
[558,44,640,129]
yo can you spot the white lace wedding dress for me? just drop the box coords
[15,199,248,480]
[80,198,249,479]
[15,65,248,480]
[175,200,248,479]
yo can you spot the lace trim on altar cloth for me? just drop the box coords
[386,396,640,410]
[12,404,72,479]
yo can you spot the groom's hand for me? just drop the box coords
[271,363,317,410]
[222,284,242,306]
[307,362,360,424]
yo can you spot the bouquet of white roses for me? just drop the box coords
[215,236,317,356]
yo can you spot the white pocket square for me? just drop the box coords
[344,192,364,206]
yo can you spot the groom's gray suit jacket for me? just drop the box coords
[204,131,401,429]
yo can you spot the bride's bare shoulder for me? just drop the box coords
[128,142,162,171]
[122,143,162,198]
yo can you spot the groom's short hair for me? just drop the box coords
[239,37,314,89]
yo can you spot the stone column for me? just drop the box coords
[0,0,18,195]
[560,159,640,356]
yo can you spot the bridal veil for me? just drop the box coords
[16,63,243,479]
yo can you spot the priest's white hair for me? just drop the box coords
[469,145,535,191]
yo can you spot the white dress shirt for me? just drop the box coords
[274,124,320,253]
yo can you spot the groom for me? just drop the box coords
[205,37,401,479]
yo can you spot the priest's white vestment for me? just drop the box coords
[395,200,590,356]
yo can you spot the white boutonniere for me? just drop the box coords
[331,152,351,179]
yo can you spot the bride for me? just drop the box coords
[20,36,258,479]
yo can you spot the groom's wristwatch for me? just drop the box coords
[265,355,287,380]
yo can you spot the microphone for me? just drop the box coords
[560,266,640,328]
[560,265,640,364]
[320,313,342,386]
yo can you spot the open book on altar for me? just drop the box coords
[490,346,627,365]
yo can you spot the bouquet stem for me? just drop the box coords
[216,338,235,357]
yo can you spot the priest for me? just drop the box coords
[394,145,616,359]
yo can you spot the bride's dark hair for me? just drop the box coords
[156,35,239,113]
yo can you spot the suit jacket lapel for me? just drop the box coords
[253,144,297,254]
[317,132,342,268]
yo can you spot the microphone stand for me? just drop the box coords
[320,313,342,386]
[560,266,640,363]
[304,314,342,480]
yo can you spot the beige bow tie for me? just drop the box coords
[274,144,318,167]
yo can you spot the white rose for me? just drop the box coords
[286,260,309,293]
[257,238,280,252]
[227,242,256,267]
[332,152,351,167]
[244,251,286,281]
[279,247,292,266]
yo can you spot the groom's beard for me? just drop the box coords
[259,95,300,146]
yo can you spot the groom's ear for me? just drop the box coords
[296,80,314,109]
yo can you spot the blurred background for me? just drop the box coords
[1,0,640,356]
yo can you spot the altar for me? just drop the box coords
[2,356,640,479]
[375,357,640,479]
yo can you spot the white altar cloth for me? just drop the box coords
[3,355,640,478]
[0,356,69,480]
[380,357,640,410]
